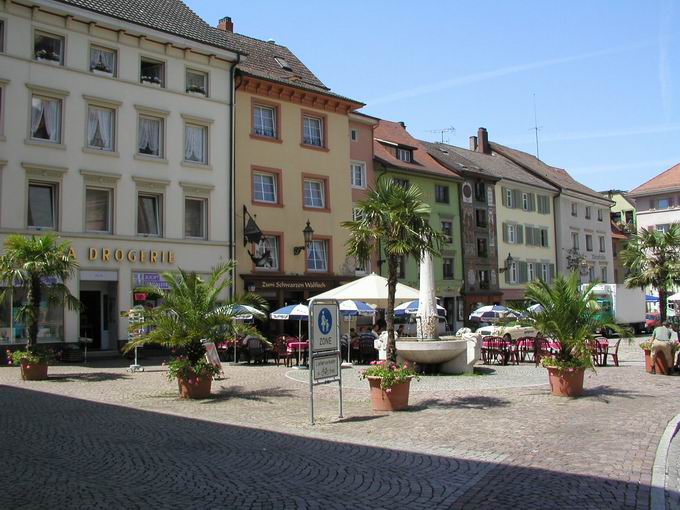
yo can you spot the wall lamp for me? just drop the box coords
[498,253,515,274]
[293,220,314,255]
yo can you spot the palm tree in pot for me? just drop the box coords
[0,234,80,380]
[123,261,267,398]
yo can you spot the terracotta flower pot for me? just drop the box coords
[177,373,212,399]
[546,367,585,397]
[643,349,670,375]
[367,376,412,411]
[20,362,48,381]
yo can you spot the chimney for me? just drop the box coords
[217,16,233,32]
[477,127,489,154]
[469,136,478,151]
[399,121,406,129]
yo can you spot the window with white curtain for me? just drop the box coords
[351,162,366,188]
[253,105,276,138]
[28,182,58,229]
[137,115,162,157]
[185,69,208,96]
[85,187,112,233]
[87,106,114,151]
[306,240,328,272]
[90,46,116,76]
[184,197,207,239]
[303,115,323,146]
[255,236,279,271]
[34,31,64,64]
[184,124,207,164]
[30,96,61,143]
[252,173,277,203]
[303,179,325,208]
[137,193,162,236]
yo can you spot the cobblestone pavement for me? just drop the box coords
[1,339,679,509]
[666,426,680,510]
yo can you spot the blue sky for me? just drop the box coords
[187,0,679,192]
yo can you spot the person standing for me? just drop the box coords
[651,321,674,374]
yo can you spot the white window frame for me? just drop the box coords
[136,114,164,158]
[599,236,606,253]
[84,186,113,234]
[442,257,454,280]
[658,198,671,210]
[27,181,59,230]
[137,192,163,237]
[435,184,449,204]
[397,148,412,162]
[351,128,358,142]
[306,239,328,272]
[254,235,280,272]
[140,57,165,87]
[183,122,208,165]
[527,262,535,281]
[508,224,516,244]
[252,172,278,204]
[597,209,603,222]
[601,266,607,283]
[303,179,325,209]
[29,94,63,145]
[352,207,363,221]
[522,192,529,211]
[585,206,592,219]
[185,68,209,97]
[586,234,593,252]
[33,30,64,65]
[86,104,116,152]
[571,202,578,216]
[184,196,207,240]
[303,115,323,147]
[572,232,579,250]
[351,161,366,189]
[253,104,276,138]
[506,188,514,208]
[541,263,549,282]
[441,220,453,243]
[89,44,116,77]
[509,262,518,284]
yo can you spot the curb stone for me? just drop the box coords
[651,413,680,510]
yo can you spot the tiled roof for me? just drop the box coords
[54,0,245,54]
[422,141,560,192]
[629,162,680,196]
[491,142,609,201]
[373,121,461,181]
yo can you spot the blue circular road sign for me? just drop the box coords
[318,308,333,335]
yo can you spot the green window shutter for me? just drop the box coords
[516,225,524,244]
[537,196,544,214]
[502,223,508,243]
[501,187,508,207]
[549,264,555,283]
[545,197,551,214]
[526,226,534,246]
[519,261,528,283]
[505,264,510,284]
[513,189,520,209]
[529,193,536,212]
[543,228,549,247]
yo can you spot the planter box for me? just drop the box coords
[141,80,162,88]
[546,367,585,397]
[188,90,207,97]
[367,376,412,411]
[36,56,61,65]
[643,349,670,374]
[92,69,113,77]
[20,362,48,381]
[177,373,212,399]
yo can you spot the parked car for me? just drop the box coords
[396,316,449,337]
[475,322,539,341]
[645,313,660,333]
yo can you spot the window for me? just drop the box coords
[509,262,518,284]
[527,262,535,282]
[303,115,323,147]
[657,223,671,233]
[253,172,278,204]
[505,188,514,208]
[254,236,279,271]
[0,20,4,53]
[351,128,358,142]
[86,106,115,151]
[274,56,292,71]
[28,182,58,229]
[0,85,4,137]
[507,224,516,244]
[585,234,593,252]
[137,193,162,236]
[522,192,529,211]
[585,206,592,219]
[597,209,603,222]
[303,179,326,209]
[441,220,453,243]
[185,197,207,239]
[541,264,549,282]
[434,185,449,203]
[253,104,276,138]
[140,58,164,87]
[477,238,488,258]
[85,187,112,233]
[478,270,490,290]
[34,31,64,65]
[571,202,578,216]
[398,256,406,279]
[443,258,454,280]
[474,182,486,202]
[599,236,606,253]
[30,96,62,144]
[90,46,116,76]
[475,209,488,228]
[307,240,328,272]
[352,207,363,221]
[588,266,595,282]
[572,232,579,250]
[351,162,366,189]
[657,198,671,209]
[540,228,549,248]
[396,148,412,162]
[393,178,410,189]
[601,266,608,283]
[186,69,208,96]
[184,124,208,164]
[137,115,163,157]
[537,195,550,214]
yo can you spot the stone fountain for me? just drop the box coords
[395,250,480,374]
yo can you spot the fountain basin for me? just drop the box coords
[396,336,480,374]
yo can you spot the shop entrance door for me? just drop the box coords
[80,291,102,350]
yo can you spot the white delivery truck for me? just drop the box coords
[585,284,647,335]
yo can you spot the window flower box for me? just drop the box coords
[186,85,207,97]
[141,76,162,87]
[35,50,61,64]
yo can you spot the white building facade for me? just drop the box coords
[0,0,241,350]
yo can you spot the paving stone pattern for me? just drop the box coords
[0,339,678,509]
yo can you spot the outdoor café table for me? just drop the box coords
[481,337,516,365]
[286,340,309,366]
[591,337,609,367]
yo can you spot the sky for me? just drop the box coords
[186,0,679,192]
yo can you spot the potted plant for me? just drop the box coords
[123,262,266,399]
[640,340,677,374]
[186,84,206,96]
[91,58,113,76]
[527,272,621,397]
[360,361,419,411]
[35,48,61,63]
[0,234,80,381]
[141,75,162,87]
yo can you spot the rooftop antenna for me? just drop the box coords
[427,126,455,143]
[531,93,542,161]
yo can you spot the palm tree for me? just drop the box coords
[0,234,80,354]
[620,225,680,322]
[341,177,444,361]
[526,272,620,369]
[123,261,267,373]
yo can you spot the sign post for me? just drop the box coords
[308,298,343,425]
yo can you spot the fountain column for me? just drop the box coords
[416,249,439,340]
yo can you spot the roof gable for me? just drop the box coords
[629,162,680,196]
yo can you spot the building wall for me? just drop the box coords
[632,192,680,231]
[495,181,557,301]
[0,2,235,348]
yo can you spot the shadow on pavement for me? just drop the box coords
[207,384,297,403]
[408,394,512,412]
[0,385,671,509]
[582,385,650,403]
[47,372,131,382]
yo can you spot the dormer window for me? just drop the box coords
[34,31,64,65]
[140,58,164,87]
[397,148,412,162]
[90,45,116,76]
[274,56,292,71]
[186,69,208,96]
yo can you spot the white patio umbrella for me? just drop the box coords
[394,300,446,316]
[311,273,419,306]
[270,304,310,367]
[338,299,375,365]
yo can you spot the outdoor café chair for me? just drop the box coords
[481,336,505,365]
[272,336,294,367]
[516,337,535,362]
[533,338,552,366]
[603,338,621,367]
[245,337,265,364]
[359,334,377,364]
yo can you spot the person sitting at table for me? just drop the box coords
[370,323,381,338]
[396,325,405,337]
[651,320,674,374]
